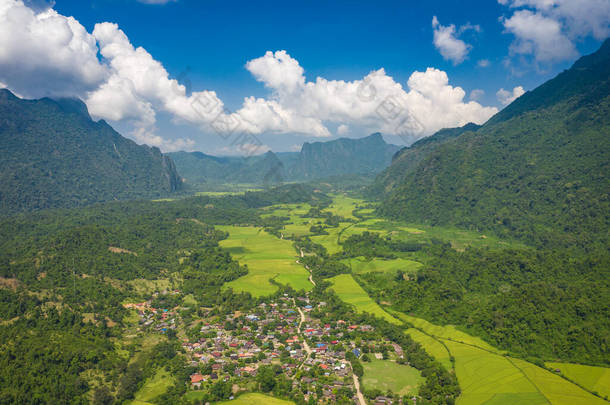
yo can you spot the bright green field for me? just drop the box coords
[391,310,605,405]
[324,194,361,219]
[341,256,422,275]
[327,274,401,325]
[405,328,452,371]
[362,359,424,395]
[310,222,352,255]
[216,393,295,405]
[216,226,312,297]
[389,310,501,353]
[545,362,610,399]
[261,203,314,238]
[513,358,607,405]
[127,368,174,405]
[444,340,547,405]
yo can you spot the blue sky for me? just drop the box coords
[3,0,609,153]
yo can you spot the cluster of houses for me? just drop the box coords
[126,292,411,404]
[180,295,370,403]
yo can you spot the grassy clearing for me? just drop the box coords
[217,226,311,297]
[545,362,610,399]
[512,358,608,405]
[327,274,400,325]
[405,328,452,371]
[444,340,547,405]
[216,393,295,404]
[127,368,174,405]
[362,359,424,395]
[341,256,422,275]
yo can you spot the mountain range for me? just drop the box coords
[374,39,610,247]
[0,89,181,214]
[169,132,400,185]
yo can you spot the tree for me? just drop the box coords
[257,366,277,392]
[92,386,114,405]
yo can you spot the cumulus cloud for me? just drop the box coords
[242,51,497,140]
[502,10,577,62]
[477,59,490,67]
[0,0,107,98]
[496,85,525,105]
[0,0,500,151]
[431,16,472,65]
[246,50,305,93]
[500,0,610,64]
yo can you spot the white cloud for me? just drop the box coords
[500,0,610,64]
[0,0,107,98]
[502,10,577,62]
[431,16,472,65]
[477,59,490,67]
[0,0,500,151]
[470,89,485,101]
[246,50,305,93]
[243,51,497,140]
[496,85,525,105]
[130,127,195,152]
[337,124,349,135]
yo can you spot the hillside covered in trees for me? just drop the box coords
[0,90,182,215]
[375,40,610,248]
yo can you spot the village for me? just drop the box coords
[125,292,407,405]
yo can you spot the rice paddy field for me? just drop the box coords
[310,222,353,254]
[216,226,312,296]
[340,256,422,275]
[511,358,608,405]
[327,274,401,325]
[388,310,606,405]
[362,359,424,395]
[388,310,501,353]
[444,340,548,405]
[323,194,362,219]
[404,327,453,370]
[545,362,610,399]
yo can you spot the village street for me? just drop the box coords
[352,373,366,405]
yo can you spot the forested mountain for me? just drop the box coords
[376,40,610,247]
[370,123,481,196]
[168,150,285,185]
[288,133,400,180]
[0,90,181,215]
[171,133,399,185]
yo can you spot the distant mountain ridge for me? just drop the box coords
[0,89,181,214]
[374,39,610,247]
[287,133,400,180]
[170,132,400,185]
[168,150,285,185]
